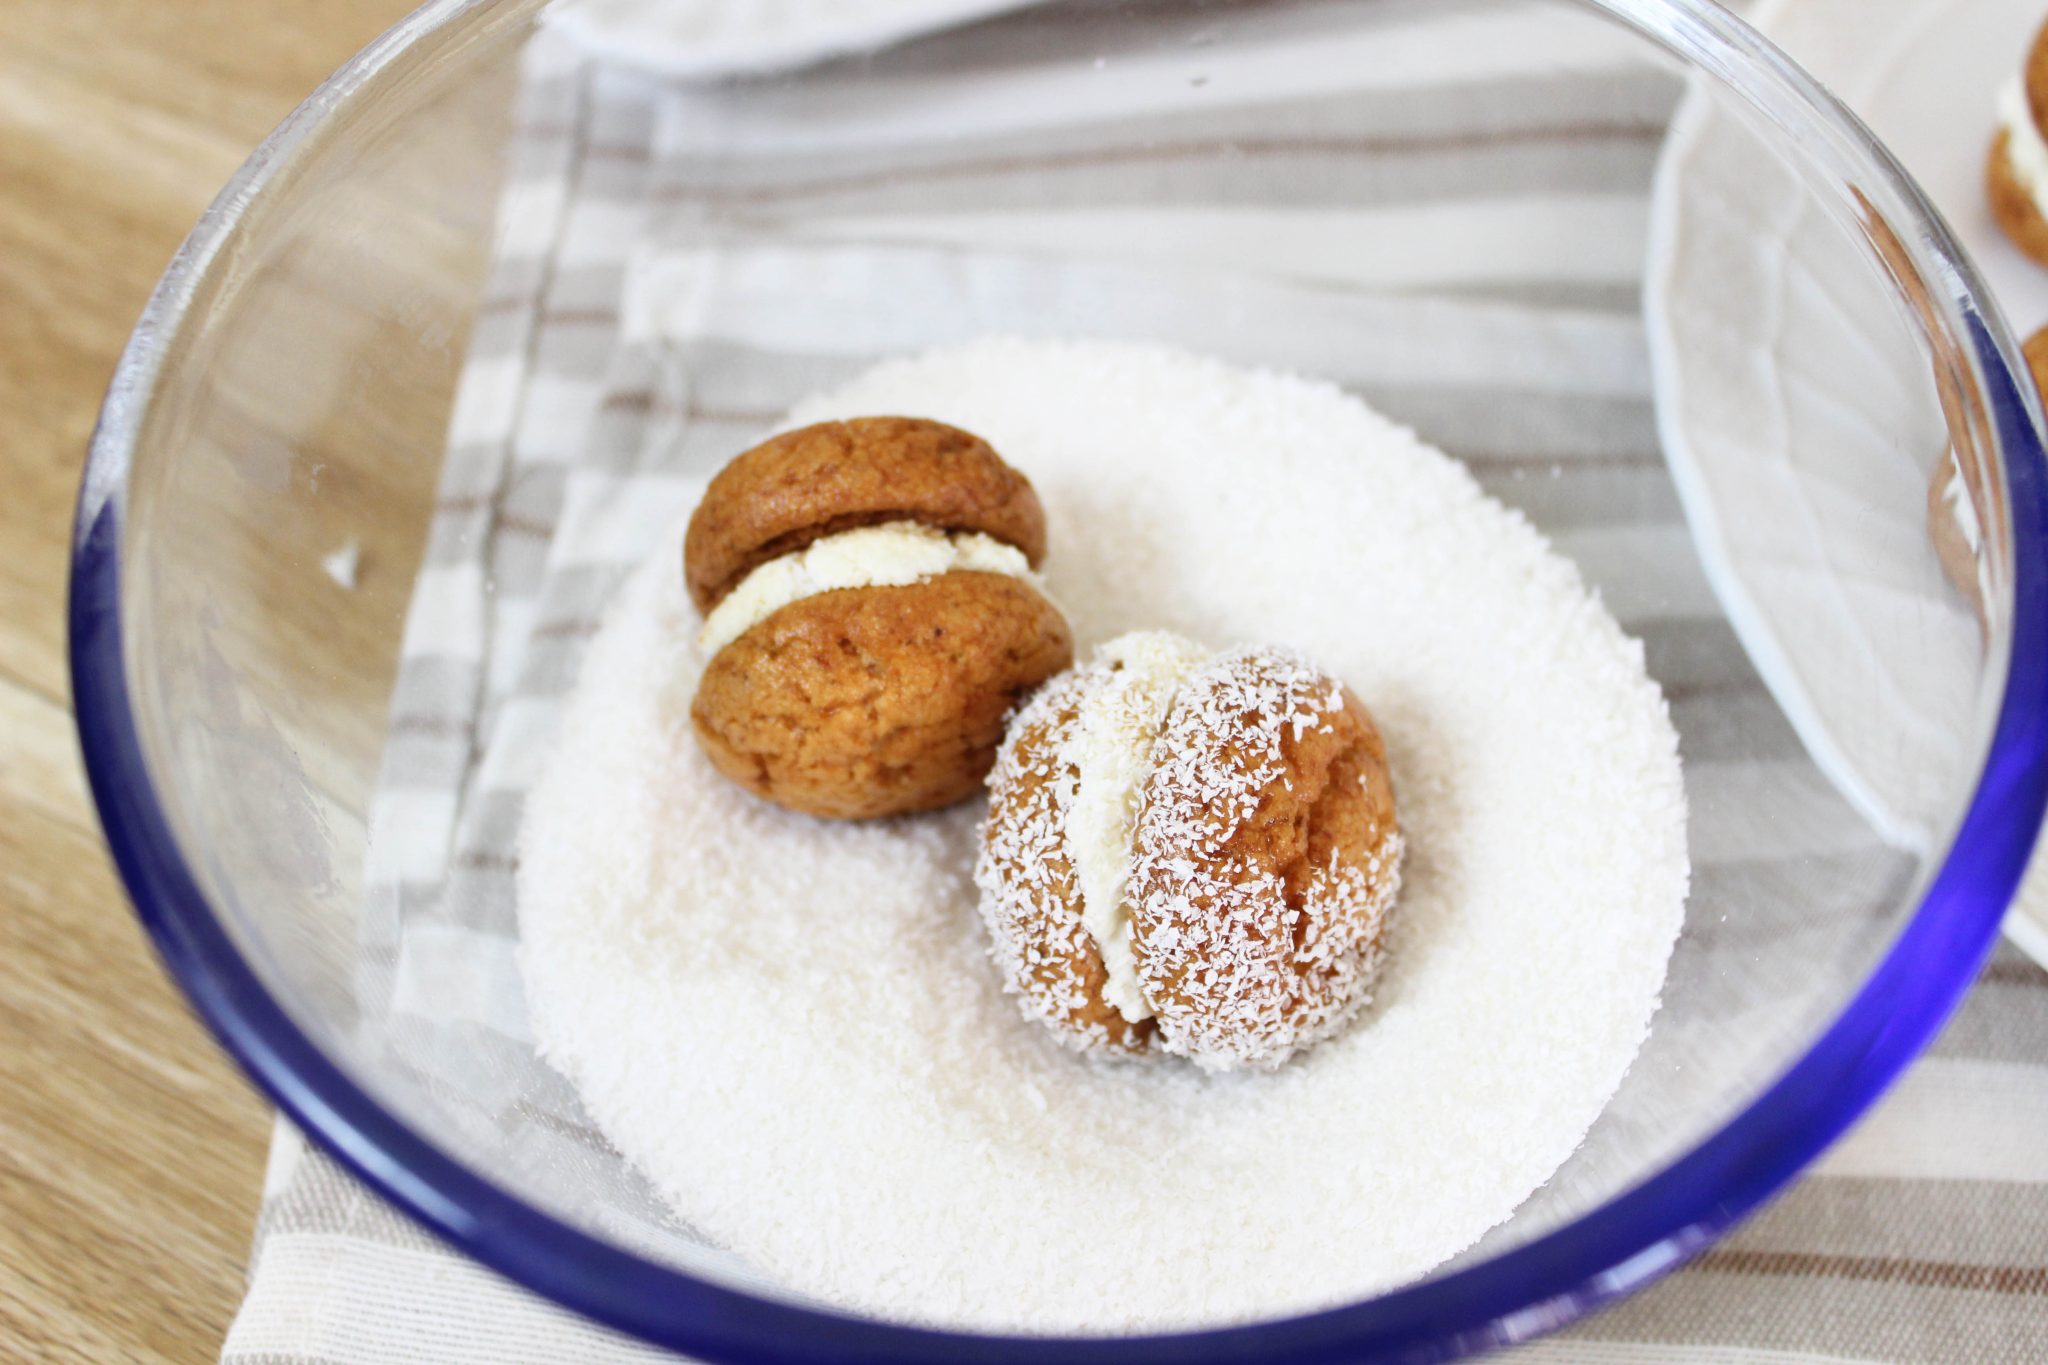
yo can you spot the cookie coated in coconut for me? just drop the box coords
[977,631,1404,1071]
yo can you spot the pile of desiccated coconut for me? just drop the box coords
[519,338,1689,1332]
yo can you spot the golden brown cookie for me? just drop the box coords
[1131,648,1401,1071]
[1991,25,2048,268]
[977,635,1402,1071]
[1988,131,2048,268]
[684,416,1071,820]
[2027,19,2048,132]
[693,573,1073,821]
[684,417,1049,613]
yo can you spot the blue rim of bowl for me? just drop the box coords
[67,0,2048,1360]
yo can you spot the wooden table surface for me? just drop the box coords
[0,3,417,1360]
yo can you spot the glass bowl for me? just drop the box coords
[68,0,2048,1358]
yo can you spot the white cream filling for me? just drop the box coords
[1059,630,1211,1024]
[2001,78,2048,216]
[698,520,1035,656]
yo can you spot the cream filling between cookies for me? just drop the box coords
[1060,631,1211,1025]
[698,521,1036,656]
[2001,79,2048,213]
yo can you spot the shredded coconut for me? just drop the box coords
[519,338,1689,1333]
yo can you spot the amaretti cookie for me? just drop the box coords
[1990,22,2048,267]
[686,417,1073,820]
[976,631,1404,1071]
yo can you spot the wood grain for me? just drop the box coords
[0,3,420,1360]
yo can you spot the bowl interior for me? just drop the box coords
[79,0,2032,1354]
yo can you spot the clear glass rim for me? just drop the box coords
[66,0,2048,1359]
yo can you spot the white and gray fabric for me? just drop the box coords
[222,9,2048,1363]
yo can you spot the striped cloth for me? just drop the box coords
[221,7,2048,1362]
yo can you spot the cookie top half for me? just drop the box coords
[683,417,1049,614]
